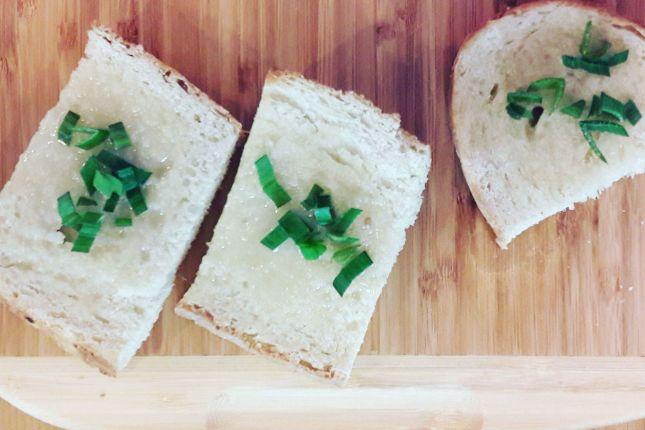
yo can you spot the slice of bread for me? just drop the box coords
[452,1,645,248]
[176,71,430,382]
[0,27,241,375]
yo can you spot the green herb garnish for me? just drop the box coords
[57,111,80,145]
[76,128,109,150]
[71,212,103,253]
[126,187,148,216]
[333,252,373,297]
[102,193,120,213]
[624,100,642,125]
[108,122,132,149]
[560,100,586,118]
[255,155,291,208]
[93,170,124,197]
[76,196,98,207]
[507,91,542,105]
[598,92,625,122]
[57,192,82,227]
[563,22,629,76]
[527,77,565,112]
[579,120,629,164]
[255,155,372,295]
[260,225,289,250]
[115,217,133,227]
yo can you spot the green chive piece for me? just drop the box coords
[332,245,360,265]
[579,21,593,57]
[313,207,333,225]
[599,92,625,121]
[506,103,530,120]
[79,156,100,195]
[261,225,289,250]
[527,77,565,111]
[278,210,311,242]
[95,151,150,185]
[301,184,324,210]
[108,122,132,149]
[76,129,109,150]
[579,120,628,137]
[103,193,120,213]
[507,91,542,105]
[76,196,97,207]
[580,125,607,163]
[607,50,628,66]
[57,192,81,227]
[71,212,104,253]
[588,95,601,118]
[93,170,124,197]
[297,239,327,260]
[126,187,148,216]
[71,126,103,134]
[562,55,611,76]
[116,167,139,192]
[561,100,586,118]
[255,155,291,208]
[333,251,373,296]
[57,111,80,145]
[624,100,642,125]
[333,208,363,235]
[327,233,360,245]
[115,217,133,227]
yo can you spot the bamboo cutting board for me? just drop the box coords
[0,0,643,429]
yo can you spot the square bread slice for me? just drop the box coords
[0,27,241,375]
[176,71,430,382]
[452,1,645,248]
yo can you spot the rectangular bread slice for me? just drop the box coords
[0,27,241,375]
[452,1,645,248]
[176,71,430,382]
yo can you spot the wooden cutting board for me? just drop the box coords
[0,0,643,429]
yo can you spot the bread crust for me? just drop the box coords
[265,70,430,155]
[450,1,645,248]
[0,295,117,376]
[175,302,347,382]
[96,27,242,134]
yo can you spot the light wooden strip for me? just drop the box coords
[0,356,644,430]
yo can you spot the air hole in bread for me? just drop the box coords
[93,314,110,325]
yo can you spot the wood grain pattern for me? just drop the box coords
[1,356,645,430]
[0,0,643,428]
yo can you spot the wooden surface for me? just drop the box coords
[0,356,644,430]
[0,0,643,429]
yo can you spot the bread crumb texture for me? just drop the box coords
[177,71,430,382]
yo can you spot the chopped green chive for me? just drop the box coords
[278,210,311,243]
[327,233,359,245]
[297,239,327,260]
[607,50,628,66]
[527,77,565,111]
[71,212,103,253]
[313,207,333,225]
[79,156,100,195]
[76,129,109,150]
[333,208,363,235]
[579,21,593,57]
[579,120,628,137]
[332,245,360,265]
[96,150,150,185]
[116,167,139,192]
[57,111,80,145]
[506,103,531,120]
[57,192,81,227]
[580,126,607,163]
[588,94,601,118]
[255,155,291,208]
[108,122,132,149]
[126,187,148,216]
[76,196,98,207]
[333,251,373,297]
[624,100,642,125]
[115,217,133,227]
[561,100,586,118]
[103,193,120,213]
[301,184,324,210]
[93,170,124,197]
[562,55,611,76]
[599,92,625,122]
[507,91,542,105]
[261,225,289,250]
